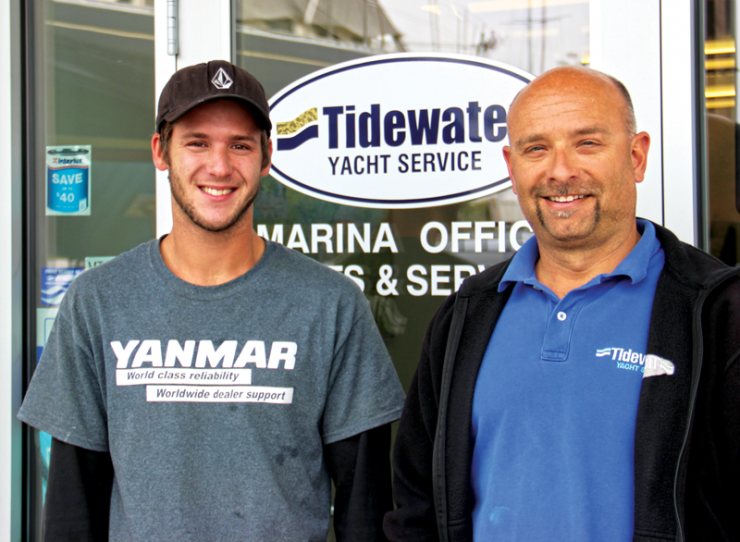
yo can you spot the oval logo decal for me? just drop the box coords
[268,53,533,209]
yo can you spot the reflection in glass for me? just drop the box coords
[238,0,404,51]
[382,0,589,74]
[705,0,740,265]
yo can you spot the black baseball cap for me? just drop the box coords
[156,60,272,133]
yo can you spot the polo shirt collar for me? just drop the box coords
[499,219,660,292]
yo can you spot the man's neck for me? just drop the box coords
[160,218,265,287]
[534,224,641,299]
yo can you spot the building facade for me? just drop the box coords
[0,0,736,539]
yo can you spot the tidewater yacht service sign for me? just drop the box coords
[268,53,533,209]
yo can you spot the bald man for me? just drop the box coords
[384,67,740,542]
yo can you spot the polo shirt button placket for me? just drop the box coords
[541,292,588,361]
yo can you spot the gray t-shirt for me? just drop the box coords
[19,239,405,542]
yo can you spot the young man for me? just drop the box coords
[20,60,405,541]
[384,67,740,541]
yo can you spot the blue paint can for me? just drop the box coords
[46,146,91,215]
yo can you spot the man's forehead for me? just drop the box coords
[507,69,626,142]
[510,93,610,131]
[173,99,261,133]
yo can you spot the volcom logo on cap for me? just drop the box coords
[211,68,233,90]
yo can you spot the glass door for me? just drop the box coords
[232,2,588,538]
[234,0,589,403]
[703,0,740,265]
[24,0,155,538]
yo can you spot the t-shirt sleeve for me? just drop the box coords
[18,282,109,452]
[320,288,405,445]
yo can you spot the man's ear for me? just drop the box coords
[503,145,517,194]
[260,138,273,177]
[631,131,650,184]
[152,133,168,172]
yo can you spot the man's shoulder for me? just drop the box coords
[266,241,364,293]
[65,240,155,299]
[654,222,740,289]
[424,257,513,339]
[457,257,513,297]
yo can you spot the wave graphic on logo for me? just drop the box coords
[277,108,319,151]
[643,355,676,378]
[595,348,612,357]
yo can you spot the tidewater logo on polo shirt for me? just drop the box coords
[595,347,675,378]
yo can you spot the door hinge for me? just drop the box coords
[167,0,178,56]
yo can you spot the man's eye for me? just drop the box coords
[527,145,545,153]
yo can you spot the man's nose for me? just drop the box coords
[548,147,580,181]
[206,146,233,178]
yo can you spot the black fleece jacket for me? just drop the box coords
[384,223,740,542]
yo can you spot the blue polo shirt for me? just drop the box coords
[471,220,664,541]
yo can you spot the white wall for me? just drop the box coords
[155,0,234,238]
[661,1,700,246]
[591,0,698,245]
[590,0,664,226]
[0,0,24,539]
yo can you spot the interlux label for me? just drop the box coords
[268,53,533,209]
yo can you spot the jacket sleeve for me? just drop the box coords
[685,275,740,541]
[324,423,394,542]
[383,295,456,542]
[718,325,740,541]
[43,438,114,542]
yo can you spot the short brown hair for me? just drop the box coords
[158,120,271,170]
[604,74,636,137]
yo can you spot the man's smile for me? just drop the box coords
[545,194,588,203]
[200,186,236,196]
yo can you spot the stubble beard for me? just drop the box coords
[531,182,602,245]
[169,169,260,233]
